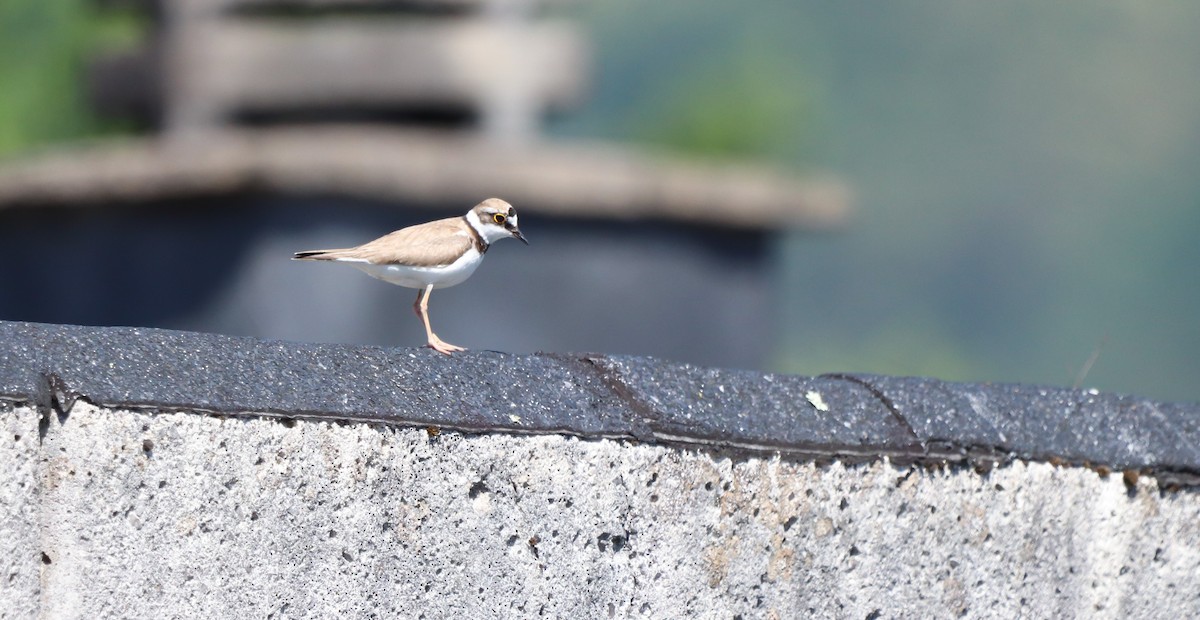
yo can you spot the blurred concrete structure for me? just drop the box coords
[0,0,849,367]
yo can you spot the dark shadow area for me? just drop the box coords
[0,196,770,366]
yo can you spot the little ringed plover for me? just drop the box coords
[293,197,528,354]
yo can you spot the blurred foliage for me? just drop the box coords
[0,0,143,156]
[564,1,1200,402]
[782,320,985,384]
[628,46,817,161]
[556,1,826,164]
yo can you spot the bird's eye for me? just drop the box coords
[493,213,506,224]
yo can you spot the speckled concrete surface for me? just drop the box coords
[4,320,1200,617]
[0,403,40,620]
[8,402,1200,619]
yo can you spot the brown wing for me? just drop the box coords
[293,217,472,267]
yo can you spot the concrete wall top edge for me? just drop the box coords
[3,320,1198,478]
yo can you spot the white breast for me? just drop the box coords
[346,247,484,290]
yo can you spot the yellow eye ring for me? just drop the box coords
[493,213,506,224]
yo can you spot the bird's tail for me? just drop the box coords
[292,249,347,261]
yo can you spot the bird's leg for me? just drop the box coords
[415,284,466,355]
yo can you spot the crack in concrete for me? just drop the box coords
[11,379,1200,491]
[822,373,924,451]
[4,326,1195,491]
[35,372,81,443]
[540,352,661,443]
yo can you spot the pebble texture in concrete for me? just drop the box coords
[0,403,39,620]
[11,402,1200,619]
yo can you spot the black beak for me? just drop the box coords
[511,228,529,245]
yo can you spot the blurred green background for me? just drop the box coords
[3,0,1198,402]
[0,1,140,153]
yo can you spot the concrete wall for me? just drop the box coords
[2,321,1199,618]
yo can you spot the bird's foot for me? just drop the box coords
[426,335,466,355]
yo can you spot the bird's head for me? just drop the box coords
[469,198,528,245]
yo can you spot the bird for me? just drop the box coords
[292,197,528,354]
